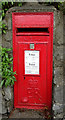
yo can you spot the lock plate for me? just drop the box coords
[30,44,34,49]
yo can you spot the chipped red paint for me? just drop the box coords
[12,12,53,110]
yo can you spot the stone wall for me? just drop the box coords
[63,15,65,117]
[53,11,64,118]
[1,2,64,119]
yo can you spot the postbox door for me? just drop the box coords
[17,42,48,106]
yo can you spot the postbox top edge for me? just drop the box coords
[12,12,53,29]
[12,12,53,16]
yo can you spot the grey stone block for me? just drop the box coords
[53,113,63,119]
[2,39,12,48]
[3,31,12,42]
[2,98,7,114]
[54,46,63,61]
[0,89,2,102]
[53,103,63,115]
[3,87,12,101]
[7,101,13,113]
[0,90,2,114]
[7,18,12,30]
[54,85,63,104]
[0,103,2,114]
[54,67,63,76]
[0,115,2,120]
[54,11,63,45]
[63,15,65,25]
[54,58,63,67]
[54,75,63,85]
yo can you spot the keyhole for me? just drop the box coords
[24,77,25,80]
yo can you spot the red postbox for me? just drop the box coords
[12,12,53,110]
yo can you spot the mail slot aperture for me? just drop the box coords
[16,28,49,33]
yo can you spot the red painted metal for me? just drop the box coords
[12,12,53,110]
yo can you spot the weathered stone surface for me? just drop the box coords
[2,98,7,114]
[0,89,2,114]
[54,11,63,45]
[3,87,12,101]
[3,19,7,26]
[6,4,55,14]
[54,58,63,67]
[0,102,2,114]
[3,31,12,42]
[54,85,63,103]
[63,15,65,25]
[9,109,44,118]
[2,114,8,119]
[53,113,63,119]
[54,67,63,76]
[7,18,12,30]
[54,45,63,61]
[2,87,13,115]
[0,89,2,100]
[2,39,12,48]
[63,84,65,114]
[0,115,2,120]
[53,103,63,115]
[54,75,63,86]
[7,101,13,113]
[54,67,63,85]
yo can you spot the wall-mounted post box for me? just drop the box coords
[12,12,53,110]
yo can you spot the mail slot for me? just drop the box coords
[12,12,53,110]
